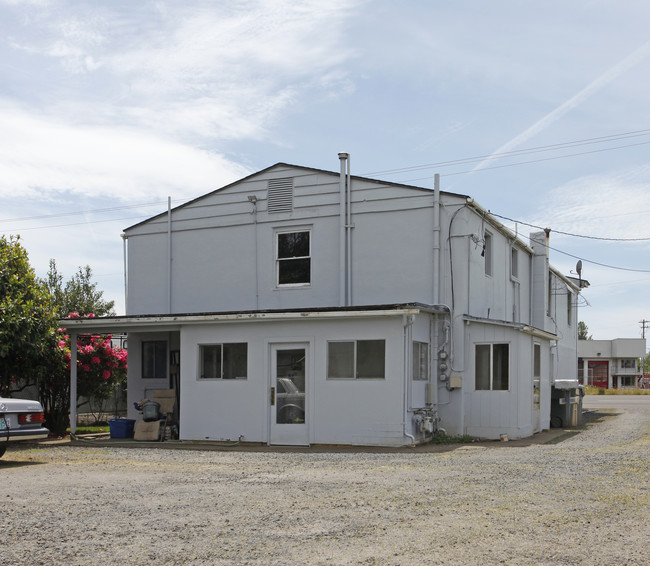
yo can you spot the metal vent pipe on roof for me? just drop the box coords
[338,152,349,307]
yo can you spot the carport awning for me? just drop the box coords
[61,302,451,334]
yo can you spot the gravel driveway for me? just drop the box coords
[2,401,648,566]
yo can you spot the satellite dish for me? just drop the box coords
[576,260,582,276]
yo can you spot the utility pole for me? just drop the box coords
[640,319,650,340]
[640,320,650,385]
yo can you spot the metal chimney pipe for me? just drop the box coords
[338,153,349,306]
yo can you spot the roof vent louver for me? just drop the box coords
[267,178,294,213]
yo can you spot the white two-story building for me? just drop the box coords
[65,156,581,446]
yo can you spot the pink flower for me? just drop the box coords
[83,345,94,354]
[102,370,111,380]
[91,356,101,365]
[81,364,91,372]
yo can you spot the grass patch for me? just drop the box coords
[68,425,110,435]
[431,432,475,444]
[583,386,650,395]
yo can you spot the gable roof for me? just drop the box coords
[124,161,469,232]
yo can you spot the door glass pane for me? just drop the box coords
[493,344,509,390]
[276,349,305,424]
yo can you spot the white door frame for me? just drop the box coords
[268,341,311,446]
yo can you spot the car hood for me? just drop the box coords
[0,397,44,412]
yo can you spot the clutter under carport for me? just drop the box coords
[133,389,177,441]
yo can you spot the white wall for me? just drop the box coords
[461,322,542,439]
[177,316,409,446]
[125,165,467,315]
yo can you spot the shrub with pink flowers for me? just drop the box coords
[40,312,127,435]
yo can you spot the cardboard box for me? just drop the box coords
[134,420,161,441]
[152,389,176,415]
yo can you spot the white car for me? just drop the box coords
[0,397,50,458]
[276,377,305,424]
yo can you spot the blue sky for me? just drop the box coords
[2,0,650,342]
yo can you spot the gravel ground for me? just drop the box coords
[1,404,648,566]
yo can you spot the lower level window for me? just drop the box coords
[475,343,509,391]
[328,340,385,379]
[142,341,167,379]
[200,343,248,379]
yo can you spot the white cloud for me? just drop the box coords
[0,102,250,201]
[529,168,650,240]
[3,0,360,143]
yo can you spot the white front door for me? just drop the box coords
[270,343,309,446]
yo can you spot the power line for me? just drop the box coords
[489,213,650,242]
[362,128,650,177]
[3,215,150,232]
[0,199,179,223]
[547,244,650,273]
[443,139,650,177]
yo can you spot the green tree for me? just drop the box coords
[0,235,57,396]
[43,260,115,318]
[578,321,592,340]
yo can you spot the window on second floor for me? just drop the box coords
[276,230,310,286]
[511,247,519,279]
[534,344,541,377]
[484,232,493,276]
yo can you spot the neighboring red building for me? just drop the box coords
[578,338,646,389]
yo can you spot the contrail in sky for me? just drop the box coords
[472,39,650,172]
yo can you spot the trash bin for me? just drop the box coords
[108,418,136,439]
[551,379,582,428]
[142,400,161,422]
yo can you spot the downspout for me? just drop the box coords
[69,333,78,436]
[430,174,441,409]
[338,153,349,306]
[403,314,416,446]
[433,174,441,305]
[346,155,352,306]
[167,196,172,314]
[248,195,259,310]
[121,233,128,314]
